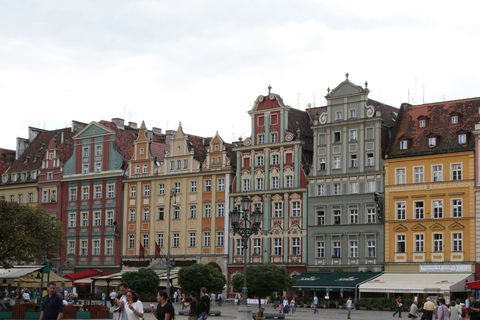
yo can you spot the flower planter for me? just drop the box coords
[26,311,41,319]
[76,311,91,319]
[0,312,12,319]
[359,307,368,310]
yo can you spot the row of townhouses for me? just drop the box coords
[2,75,480,298]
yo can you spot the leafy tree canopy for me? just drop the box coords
[177,263,226,295]
[121,268,160,300]
[0,201,64,268]
[231,264,295,308]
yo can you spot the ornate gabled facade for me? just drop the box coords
[123,122,235,276]
[385,98,480,273]
[306,75,398,272]
[229,87,313,295]
[61,119,138,273]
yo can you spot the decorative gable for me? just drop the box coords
[393,224,408,232]
[411,223,427,231]
[429,222,445,231]
[74,121,113,139]
[448,222,464,230]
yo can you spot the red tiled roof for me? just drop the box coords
[0,148,15,175]
[187,134,212,163]
[150,142,170,163]
[387,97,480,159]
[99,120,139,165]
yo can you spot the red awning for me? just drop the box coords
[467,280,480,289]
[63,269,112,285]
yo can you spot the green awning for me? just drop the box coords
[291,271,381,291]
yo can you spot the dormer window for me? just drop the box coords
[399,140,408,150]
[451,115,458,124]
[428,137,437,148]
[458,134,467,145]
[419,119,426,128]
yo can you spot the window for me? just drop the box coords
[452,233,462,252]
[94,211,101,226]
[130,186,136,197]
[333,183,341,195]
[349,208,358,224]
[458,134,467,144]
[159,184,165,195]
[95,162,102,173]
[334,156,341,169]
[82,187,89,200]
[333,209,341,225]
[258,134,265,145]
[190,181,196,193]
[273,202,282,218]
[174,182,181,193]
[157,207,164,220]
[414,201,424,219]
[157,234,164,248]
[96,145,102,156]
[256,178,264,190]
[205,180,211,192]
[143,234,149,249]
[273,238,282,255]
[69,213,76,227]
[350,109,357,118]
[47,172,52,180]
[143,164,148,173]
[452,199,462,217]
[80,240,88,256]
[451,115,458,124]
[366,153,374,166]
[414,167,424,183]
[143,185,150,196]
[272,154,279,165]
[366,240,375,257]
[397,235,406,253]
[433,200,443,218]
[317,184,325,196]
[42,190,48,203]
[49,190,55,202]
[236,239,244,256]
[83,164,89,173]
[218,178,225,191]
[367,180,376,193]
[271,132,278,143]
[292,201,301,217]
[253,238,261,254]
[396,202,406,220]
[292,237,300,255]
[129,235,135,249]
[217,231,224,247]
[173,233,179,247]
[93,240,100,255]
[203,232,210,247]
[68,241,75,255]
[349,182,358,194]
[350,154,358,168]
[95,186,102,199]
[419,119,426,127]
[204,204,211,218]
[107,185,115,198]
[285,175,293,188]
[432,165,443,182]
[333,241,341,257]
[349,240,358,258]
[428,137,436,148]
[396,168,406,184]
[316,241,325,258]
[106,210,114,225]
[256,156,264,166]
[242,179,250,192]
[173,206,180,219]
[317,209,325,225]
[81,212,88,227]
[217,203,224,217]
[143,208,150,221]
[319,158,326,171]
[399,140,408,150]
[135,165,140,174]
[433,233,443,252]
[336,111,343,120]
[28,193,33,203]
[271,176,279,189]
[83,147,89,157]
[415,234,424,252]
[350,129,358,141]
[177,160,181,169]
[333,132,341,143]
[189,205,197,218]
[184,159,188,168]
[189,233,196,247]
[170,161,174,170]
[367,208,376,223]
[106,239,113,255]
[452,163,462,180]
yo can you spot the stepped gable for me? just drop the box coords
[387,97,480,159]
[0,148,15,174]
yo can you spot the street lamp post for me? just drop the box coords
[230,195,263,320]
[36,264,51,310]
[166,189,177,298]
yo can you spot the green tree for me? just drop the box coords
[121,268,160,300]
[0,201,64,268]
[231,264,294,308]
[177,263,226,295]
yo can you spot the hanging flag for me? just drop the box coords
[139,242,145,260]
[155,241,161,260]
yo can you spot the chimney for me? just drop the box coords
[71,120,87,133]
[152,127,162,135]
[16,138,29,160]
[165,130,176,146]
[28,127,45,142]
[112,118,125,129]
[128,122,137,129]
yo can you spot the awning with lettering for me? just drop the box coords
[291,272,381,291]
[359,273,474,294]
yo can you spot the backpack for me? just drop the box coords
[462,307,467,318]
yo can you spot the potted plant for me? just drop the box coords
[356,298,368,310]
[337,297,344,309]
[302,295,310,308]
[370,298,379,310]
[379,298,389,311]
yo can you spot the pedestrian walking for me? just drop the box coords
[346,296,353,319]
[39,282,64,320]
[393,296,402,318]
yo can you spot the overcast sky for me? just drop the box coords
[1,0,479,150]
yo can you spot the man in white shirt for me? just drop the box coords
[347,296,353,319]
[23,291,30,303]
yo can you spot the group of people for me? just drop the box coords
[0,287,40,310]
[173,288,220,311]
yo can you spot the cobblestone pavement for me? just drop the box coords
[104,302,408,320]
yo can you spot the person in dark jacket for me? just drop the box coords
[40,282,64,320]
[198,287,210,320]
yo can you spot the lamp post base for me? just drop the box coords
[235,304,253,320]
